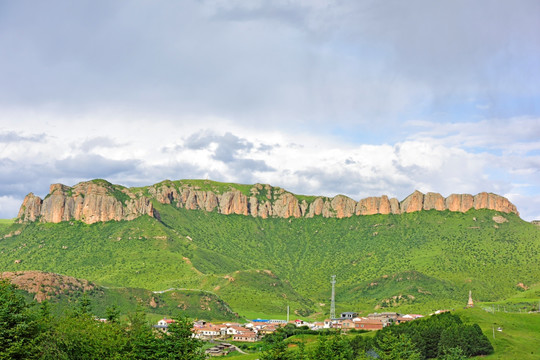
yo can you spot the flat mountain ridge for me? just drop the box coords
[17,179,519,224]
[3,197,539,317]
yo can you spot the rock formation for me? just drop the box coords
[16,179,520,224]
[17,180,157,224]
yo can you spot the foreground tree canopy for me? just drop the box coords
[0,280,205,360]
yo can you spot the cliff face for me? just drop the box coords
[17,180,157,224]
[16,179,519,224]
[146,181,519,219]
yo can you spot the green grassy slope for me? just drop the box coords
[13,281,240,321]
[1,204,539,317]
[455,307,540,359]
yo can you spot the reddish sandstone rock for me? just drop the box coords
[16,179,521,223]
[356,197,381,215]
[423,192,445,211]
[400,190,424,213]
[445,194,474,212]
[17,193,42,222]
[331,195,356,218]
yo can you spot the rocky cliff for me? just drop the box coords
[147,181,518,219]
[16,179,519,224]
[17,180,157,224]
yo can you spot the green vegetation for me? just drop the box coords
[250,313,492,359]
[0,218,14,232]
[0,279,205,359]
[1,206,539,319]
[454,307,540,359]
[374,312,493,359]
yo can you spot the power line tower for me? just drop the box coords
[330,275,336,320]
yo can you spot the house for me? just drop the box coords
[340,312,359,319]
[157,318,175,327]
[233,331,258,342]
[154,318,176,332]
[323,319,333,328]
[258,325,277,336]
[193,326,221,339]
[341,319,355,329]
[367,312,398,320]
[395,316,414,324]
[205,343,235,357]
[193,320,207,328]
[226,326,250,335]
[354,318,386,331]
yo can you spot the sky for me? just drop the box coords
[1,0,539,221]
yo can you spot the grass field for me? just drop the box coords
[455,307,540,359]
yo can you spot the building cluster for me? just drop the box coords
[154,312,423,343]
[327,312,423,331]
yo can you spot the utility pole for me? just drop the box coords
[330,275,336,320]
[287,305,289,322]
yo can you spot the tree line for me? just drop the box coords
[1,278,493,359]
[0,280,205,359]
[260,312,493,360]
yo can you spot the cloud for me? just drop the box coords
[79,136,123,152]
[182,131,275,177]
[0,131,45,143]
[0,1,538,222]
[2,0,537,132]
[407,117,540,155]
[54,154,140,179]
[0,195,22,219]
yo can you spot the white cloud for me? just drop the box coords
[0,195,22,219]
[0,1,539,222]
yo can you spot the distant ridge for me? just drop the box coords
[17,179,519,224]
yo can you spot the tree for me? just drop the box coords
[260,328,291,360]
[439,347,467,360]
[311,334,354,360]
[375,330,421,360]
[349,335,373,358]
[0,279,38,359]
[106,304,121,323]
[154,317,205,360]
[125,306,161,359]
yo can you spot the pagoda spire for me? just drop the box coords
[467,290,474,307]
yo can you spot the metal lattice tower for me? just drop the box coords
[330,275,336,320]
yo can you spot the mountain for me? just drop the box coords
[2,180,538,319]
[17,179,519,224]
[0,270,240,321]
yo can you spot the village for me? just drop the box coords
[154,311,427,357]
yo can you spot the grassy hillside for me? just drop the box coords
[6,271,240,321]
[455,307,540,359]
[1,203,539,318]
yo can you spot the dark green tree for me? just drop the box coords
[154,317,205,360]
[375,330,421,360]
[261,328,291,360]
[0,279,38,359]
[106,304,121,323]
[311,334,354,360]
